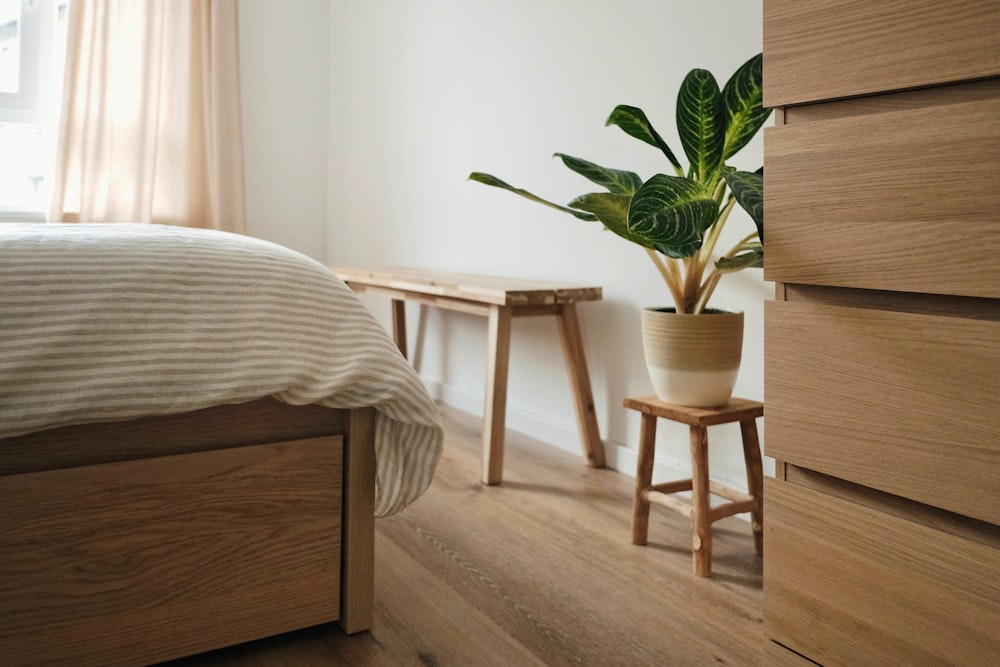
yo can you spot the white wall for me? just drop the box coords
[239,0,330,259]
[294,1,767,491]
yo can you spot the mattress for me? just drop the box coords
[0,222,443,516]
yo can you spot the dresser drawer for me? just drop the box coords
[765,300,1000,524]
[765,478,1000,665]
[764,96,1000,298]
[763,0,1000,106]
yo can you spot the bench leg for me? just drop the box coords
[391,299,407,360]
[740,418,764,556]
[631,413,658,545]
[555,303,605,469]
[482,305,512,485]
[689,425,712,577]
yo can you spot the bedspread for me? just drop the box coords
[0,222,443,516]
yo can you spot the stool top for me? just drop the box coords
[623,396,763,426]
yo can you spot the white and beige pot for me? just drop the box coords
[640,307,744,407]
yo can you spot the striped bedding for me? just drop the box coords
[0,222,443,516]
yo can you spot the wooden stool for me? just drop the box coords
[624,396,764,577]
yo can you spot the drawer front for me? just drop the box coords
[765,478,1000,665]
[763,0,1000,106]
[0,437,343,666]
[764,96,1000,298]
[765,300,1000,524]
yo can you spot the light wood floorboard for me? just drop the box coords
[164,404,764,666]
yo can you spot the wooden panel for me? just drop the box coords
[0,397,345,476]
[763,0,1000,106]
[783,78,1000,124]
[764,300,1000,524]
[0,437,343,666]
[783,283,1000,322]
[785,465,1000,552]
[765,478,1000,665]
[764,96,1000,297]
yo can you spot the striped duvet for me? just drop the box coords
[0,222,443,516]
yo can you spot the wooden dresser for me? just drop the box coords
[761,1,1000,664]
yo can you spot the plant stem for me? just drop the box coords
[645,248,685,311]
[693,272,722,314]
[682,256,701,313]
[712,177,728,204]
[681,196,736,313]
[702,197,737,261]
[725,232,759,255]
[693,231,764,314]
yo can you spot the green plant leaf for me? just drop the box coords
[627,174,718,258]
[468,172,598,221]
[567,192,658,248]
[605,105,682,172]
[721,53,771,160]
[554,153,644,195]
[724,169,764,241]
[716,247,763,270]
[676,69,723,184]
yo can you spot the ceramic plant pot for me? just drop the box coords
[640,307,744,407]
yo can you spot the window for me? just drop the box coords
[0,0,68,218]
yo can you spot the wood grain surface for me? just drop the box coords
[765,478,1000,665]
[1,437,343,666]
[163,404,765,667]
[763,0,1000,106]
[765,96,1000,298]
[765,299,1000,524]
[331,266,602,307]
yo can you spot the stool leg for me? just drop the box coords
[689,425,712,576]
[740,418,764,556]
[631,413,658,545]
[482,305,512,485]
[391,299,408,360]
[555,303,605,469]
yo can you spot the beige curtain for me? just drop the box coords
[49,0,245,232]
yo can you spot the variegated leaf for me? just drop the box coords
[716,247,763,270]
[468,172,598,221]
[555,153,644,195]
[724,169,764,241]
[627,175,718,258]
[605,105,682,172]
[721,53,770,160]
[567,192,658,248]
[676,69,724,184]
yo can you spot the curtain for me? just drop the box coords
[49,0,245,233]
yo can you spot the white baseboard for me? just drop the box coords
[422,376,762,523]
[423,376,694,487]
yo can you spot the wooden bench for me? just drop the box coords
[331,266,605,484]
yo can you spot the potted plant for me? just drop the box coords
[469,54,769,406]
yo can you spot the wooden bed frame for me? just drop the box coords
[0,398,377,666]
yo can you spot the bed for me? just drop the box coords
[0,223,444,666]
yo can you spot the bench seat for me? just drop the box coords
[332,266,605,484]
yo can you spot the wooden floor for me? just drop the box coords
[165,404,764,666]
